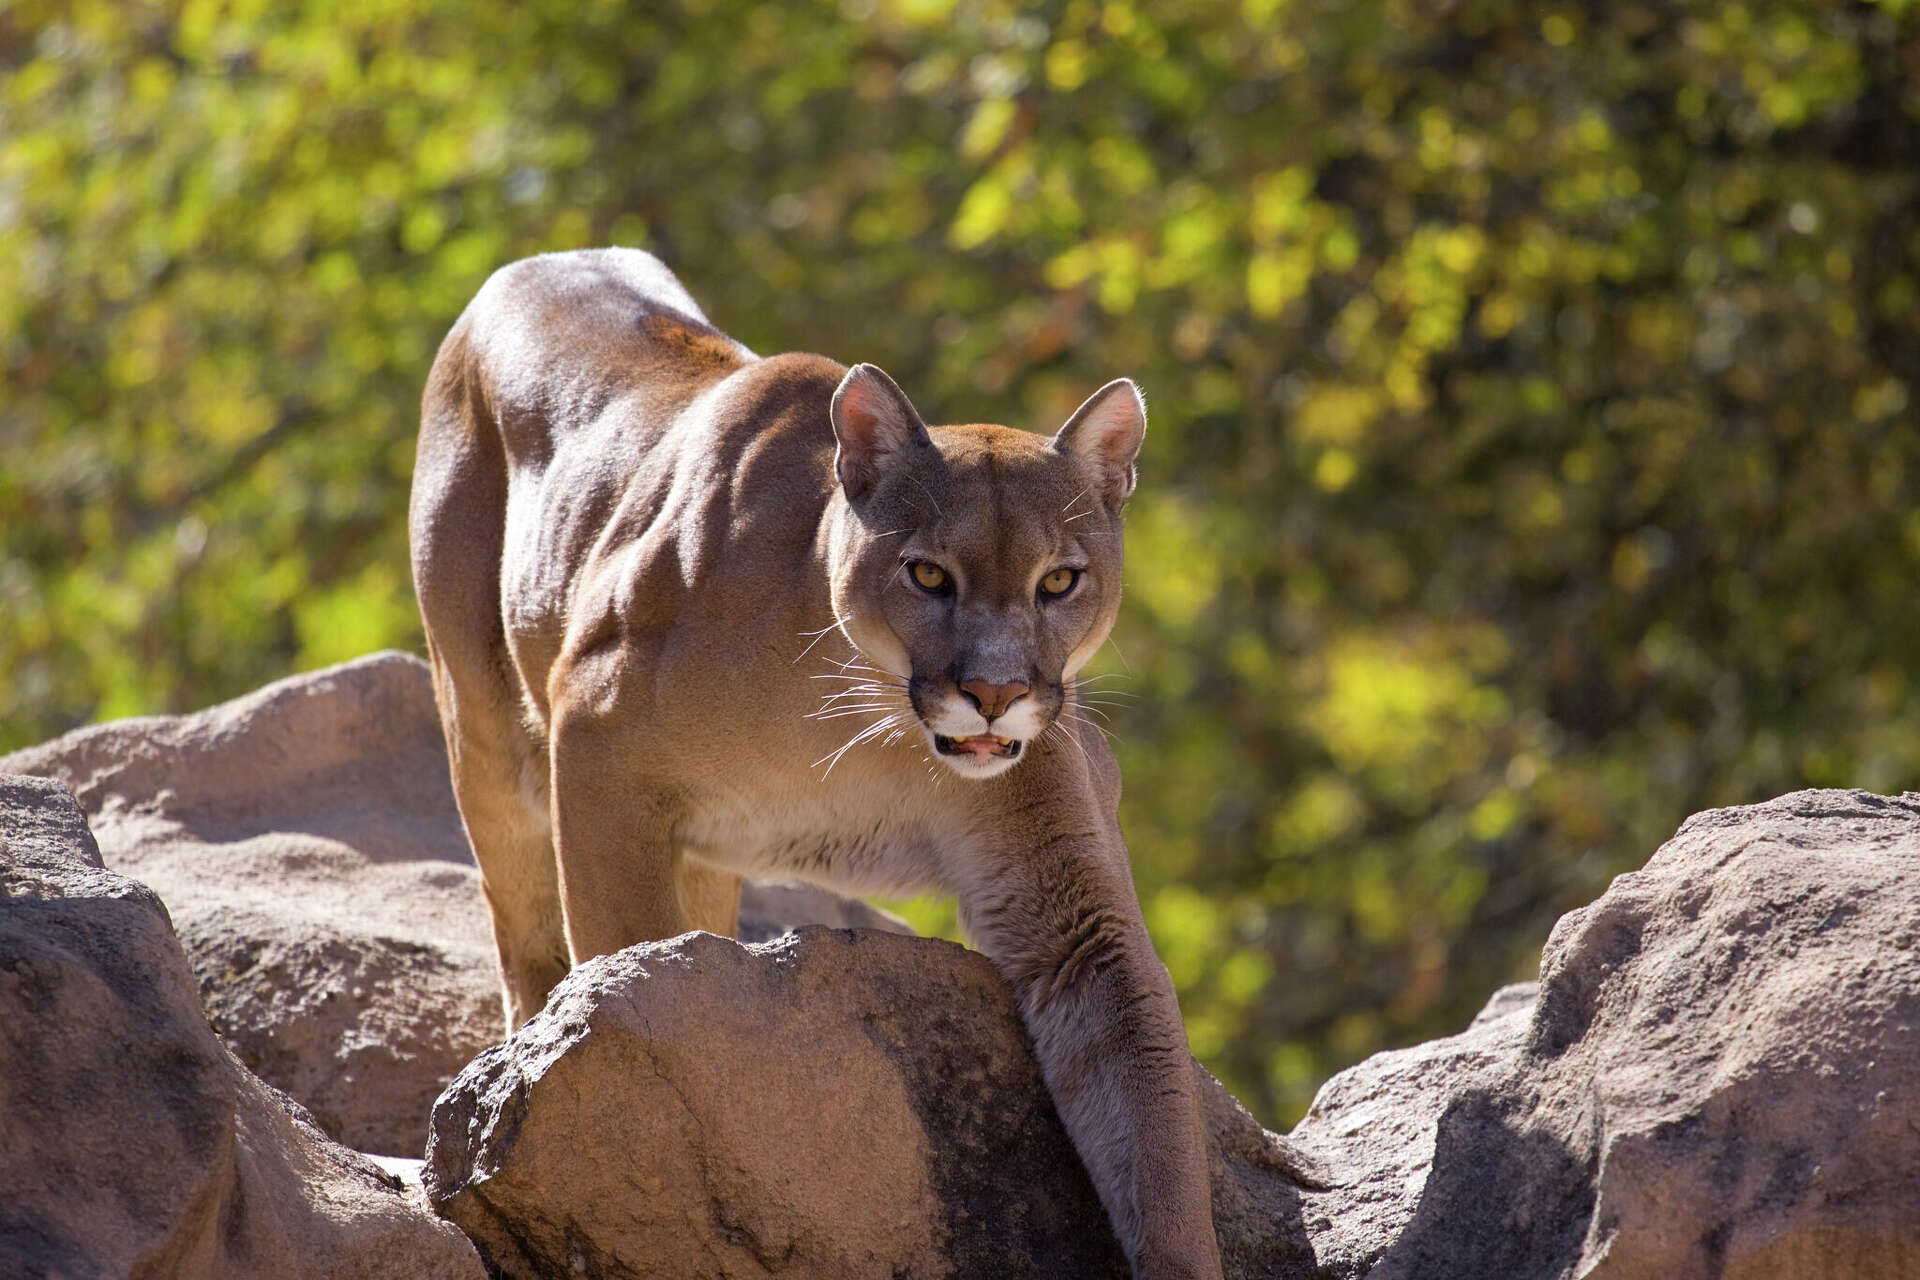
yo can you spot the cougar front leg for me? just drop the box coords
[958,795,1222,1278]
[548,703,692,959]
[676,857,744,938]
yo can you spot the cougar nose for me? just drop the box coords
[960,679,1029,721]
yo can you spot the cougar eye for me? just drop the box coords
[1040,567,1079,597]
[910,561,949,592]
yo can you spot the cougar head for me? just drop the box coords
[824,364,1145,780]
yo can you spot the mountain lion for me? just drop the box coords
[411,248,1221,1278]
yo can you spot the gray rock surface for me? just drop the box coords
[425,927,1327,1280]
[10,654,1915,1277]
[0,651,908,1157]
[426,789,1920,1279]
[0,774,484,1280]
[1293,787,1920,1279]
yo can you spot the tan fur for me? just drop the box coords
[410,248,1222,1279]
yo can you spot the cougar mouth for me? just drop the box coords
[934,733,1023,761]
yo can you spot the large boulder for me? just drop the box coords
[426,789,1920,1279]
[0,651,908,1157]
[425,927,1326,1280]
[1297,787,1920,1279]
[0,774,483,1279]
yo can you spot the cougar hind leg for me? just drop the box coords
[469,712,570,1029]
[425,650,571,1030]
[413,333,570,1031]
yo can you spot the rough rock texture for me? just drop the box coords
[427,790,1920,1280]
[426,928,1326,1280]
[11,653,1915,1277]
[0,774,484,1279]
[0,651,908,1157]
[1293,787,1920,1279]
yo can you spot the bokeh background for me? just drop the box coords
[5,0,1918,1125]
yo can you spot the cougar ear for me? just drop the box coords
[830,364,931,502]
[1052,378,1146,506]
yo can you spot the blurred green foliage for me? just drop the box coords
[5,0,1918,1125]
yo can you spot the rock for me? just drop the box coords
[1293,787,1920,1279]
[0,774,484,1280]
[426,790,1920,1279]
[1284,981,1544,1277]
[1,655,499,1159]
[0,651,908,1157]
[14,655,1914,1276]
[425,927,1327,1280]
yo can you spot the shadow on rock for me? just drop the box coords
[1366,1086,1595,1280]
